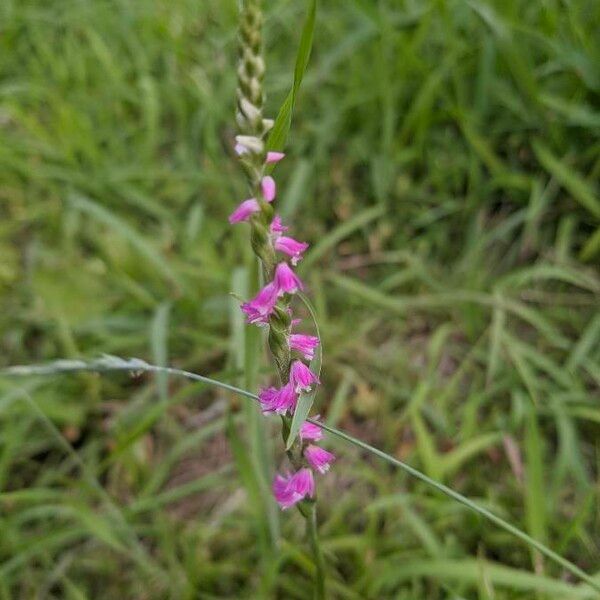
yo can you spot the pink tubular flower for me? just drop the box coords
[261,176,276,202]
[258,382,297,414]
[300,418,323,442]
[290,360,320,393]
[274,262,304,295]
[270,215,288,235]
[274,236,309,265]
[228,198,259,224]
[272,468,315,509]
[266,151,285,164]
[289,334,319,361]
[304,445,335,474]
[241,282,279,325]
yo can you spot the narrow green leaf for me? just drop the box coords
[267,0,317,152]
[75,505,127,552]
[487,293,505,386]
[466,1,540,110]
[374,559,596,598]
[580,226,600,261]
[411,409,441,480]
[286,293,322,449]
[300,205,385,272]
[567,313,600,372]
[440,432,502,478]
[532,140,600,219]
[69,193,183,289]
[367,494,443,557]
[524,409,548,570]
[504,335,540,405]
[459,116,507,176]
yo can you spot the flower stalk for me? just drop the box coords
[231,0,331,595]
[307,503,326,600]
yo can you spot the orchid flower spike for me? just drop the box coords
[233,0,334,528]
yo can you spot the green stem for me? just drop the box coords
[314,421,600,595]
[306,503,326,599]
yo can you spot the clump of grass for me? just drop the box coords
[0,0,599,598]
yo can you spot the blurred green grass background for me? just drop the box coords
[1,0,599,598]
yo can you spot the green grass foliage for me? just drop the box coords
[0,0,599,597]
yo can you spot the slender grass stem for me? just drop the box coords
[313,420,600,595]
[3,357,600,595]
[306,503,326,599]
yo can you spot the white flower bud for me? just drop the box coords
[240,97,261,123]
[235,135,264,154]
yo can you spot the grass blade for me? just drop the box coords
[69,193,183,289]
[299,205,385,273]
[531,140,600,219]
[524,408,548,572]
[374,559,596,598]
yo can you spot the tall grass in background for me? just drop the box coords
[0,0,599,598]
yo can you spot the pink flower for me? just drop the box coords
[266,151,285,164]
[261,176,276,202]
[304,445,335,474]
[274,236,309,265]
[300,418,323,442]
[229,179,277,225]
[228,198,259,224]
[258,382,297,414]
[289,334,319,360]
[270,215,288,235]
[272,468,315,509]
[274,262,304,295]
[241,282,279,325]
[290,360,320,393]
